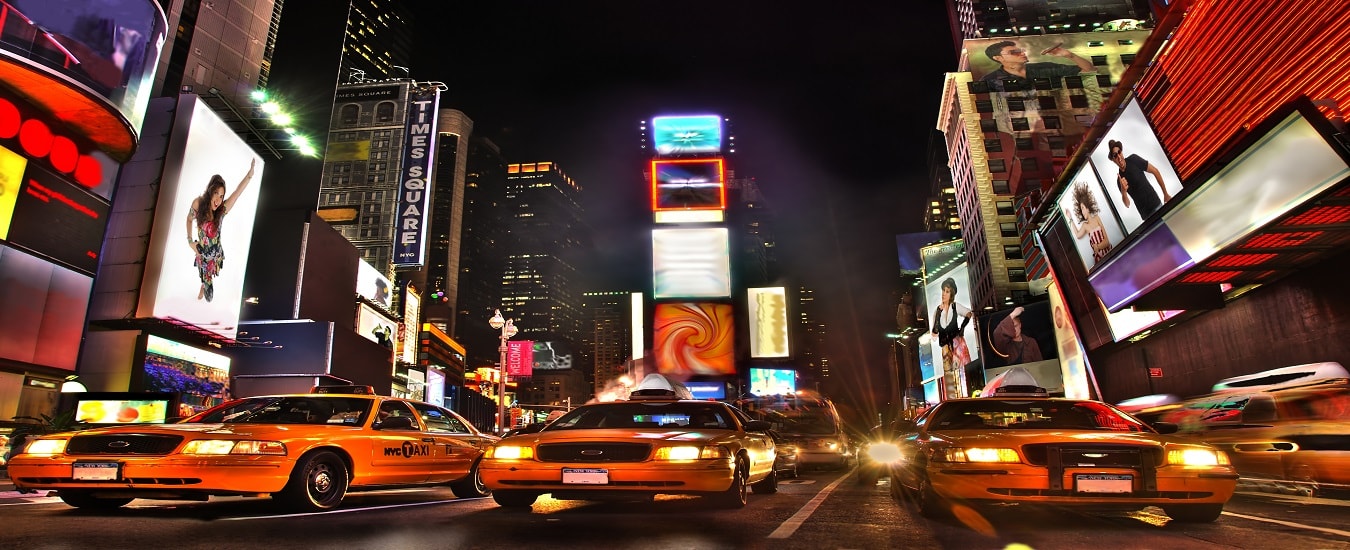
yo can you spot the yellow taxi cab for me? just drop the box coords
[888,386,1239,523]
[480,374,778,508]
[6,386,498,511]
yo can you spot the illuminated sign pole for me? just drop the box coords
[392,87,440,267]
[488,310,519,434]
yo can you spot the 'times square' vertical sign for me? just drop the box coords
[393,87,441,267]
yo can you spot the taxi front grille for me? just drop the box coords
[1022,444,1162,468]
[536,443,652,463]
[66,435,184,456]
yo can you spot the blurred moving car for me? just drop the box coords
[738,392,852,470]
[769,430,801,479]
[7,386,498,511]
[481,374,778,508]
[888,391,1238,523]
[856,420,911,485]
[1156,370,1350,495]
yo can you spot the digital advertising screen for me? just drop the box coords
[964,31,1150,91]
[652,228,731,299]
[356,259,392,309]
[651,115,723,155]
[651,158,726,211]
[1047,271,1094,399]
[685,381,727,400]
[357,302,398,351]
[3,163,111,275]
[1087,99,1185,235]
[749,367,796,396]
[1058,165,1127,272]
[400,285,421,364]
[140,95,264,340]
[652,302,735,376]
[530,340,574,371]
[917,332,940,405]
[923,262,980,391]
[74,393,178,424]
[143,334,230,413]
[977,301,1056,370]
[747,287,789,358]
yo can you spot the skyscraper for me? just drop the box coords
[342,0,417,82]
[453,137,510,368]
[155,0,283,110]
[582,291,639,397]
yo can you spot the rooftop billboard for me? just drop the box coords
[651,115,723,155]
[653,302,735,376]
[651,158,726,212]
[964,31,1150,91]
[652,228,731,299]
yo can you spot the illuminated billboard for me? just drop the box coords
[976,301,1055,370]
[530,341,574,371]
[923,262,980,399]
[139,95,263,340]
[653,302,735,376]
[1058,165,1126,272]
[685,381,727,400]
[400,284,421,364]
[747,287,789,358]
[356,259,392,309]
[1087,99,1185,235]
[392,87,441,267]
[1046,270,1094,399]
[964,31,1150,91]
[143,334,230,413]
[651,115,722,155]
[749,367,796,396]
[651,158,726,212]
[652,228,731,299]
[75,393,177,424]
[357,302,397,350]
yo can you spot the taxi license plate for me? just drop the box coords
[73,462,120,481]
[561,468,608,485]
[1075,474,1132,493]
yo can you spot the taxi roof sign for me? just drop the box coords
[312,385,376,395]
[629,374,694,400]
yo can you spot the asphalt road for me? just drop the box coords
[2,468,1348,549]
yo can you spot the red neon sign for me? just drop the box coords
[0,96,103,188]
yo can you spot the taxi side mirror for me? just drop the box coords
[743,420,772,432]
[377,416,417,430]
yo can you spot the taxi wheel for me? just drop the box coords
[752,469,778,494]
[712,459,749,509]
[450,461,490,498]
[492,490,538,507]
[1162,504,1224,523]
[277,450,349,512]
[58,491,133,509]
[915,476,946,518]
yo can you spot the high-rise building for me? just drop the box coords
[155,0,283,110]
[726,176,779,289]
[945,0,1152,49]
[342,0,417,82]
[795,286,829,393]
[924,134,962,232]
[582,291,639,397]
[501,162,589,356]
[453,137,510,368]
[420,108,473,329]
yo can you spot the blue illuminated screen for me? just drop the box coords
[652,115,723,155]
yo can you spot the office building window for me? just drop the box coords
[1007,98,1026,111]
[976,99,994,113]
[984,138,1003,152]
[375,102,396,123]
[1032,78,1053,90]
[1069,94,1089,108]
[968,81,990,94]
[988,159,1007,173]
[1121,54,1137,66]
[1003,245,1023,260]
[1000,222,1018,237]
[1065,76,1084,89]
[1021,157,1039,171]
[992,180,1010,194]
[1038,96,1057,110]
[1042,116,1062,130]
[1016,137,1033,150]
[996,201,1014,216]
[1012,118,1030,131]
[1097,74,1113,87]
[1007,268,1027,283]
[980,119,999,133]
[340,104,360,126]
[1091,55,1108,66]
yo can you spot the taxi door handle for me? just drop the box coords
[422,438,435,442]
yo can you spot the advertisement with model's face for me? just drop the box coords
[1058,165,1126,271]
[652,302,735,376]
[924,262,980,398]
[978,301,1056,370]
[140,96,263,340]
[1088,99,1184,234]
[965,30,1149,91]
[357,302,397,351]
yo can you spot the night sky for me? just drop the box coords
[405,2,959,417]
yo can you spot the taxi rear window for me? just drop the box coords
[196,397,372,425]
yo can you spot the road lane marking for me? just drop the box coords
[221,496,486,521]
[1221,511,1350,538]
[767,469,852,539]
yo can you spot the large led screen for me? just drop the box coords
[4,163,111,275]
[75,393,177,424]
[531,340,574,371]
[651,115,723,155]
[143,334,230,413]
[924,262,980,397]
[1058,165,1126,272]
[400,285,421,364]
[1047,272,1094,399]
[651,159,726,211]
[653,302,735,376]
[357,302,397,351]
[965,31,1150,91]
[356,259,392,309]
[1087,99,1185,234]
[652,228,731,299]
[977,301,1056,370]
[747,287,789,358]
[140,96,263,340]
[749,367,796,396]
[917,332,940,405]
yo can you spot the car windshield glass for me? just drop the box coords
[929,400,1149,432]
[545,403,730,430]
[190,396,372,426]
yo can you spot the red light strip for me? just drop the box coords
[1206,253,1277,268]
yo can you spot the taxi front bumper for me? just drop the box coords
[481,457,737,494]
[925,462,1239,506]
[7,454,294,496]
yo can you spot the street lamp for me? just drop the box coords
[489,309,519,434]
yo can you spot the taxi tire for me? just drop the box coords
[712,459,749,509]
[492,490,538,507]
[915,476,946,519]
[58,491,133,509]
[752,469,778,494]
[276,450,349,512]
[449,461,490,498]
[1162,503,1224,523]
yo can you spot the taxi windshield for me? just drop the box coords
[188,396,372,426]
[929,400,1150,432]
[545,403,732,430]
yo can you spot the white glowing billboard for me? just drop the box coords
[652,228,731,299]
[357,302,397,350]
[356,259,392,309]
[747,287,789,358]
[140,95,263,339]
[400,285,421,364]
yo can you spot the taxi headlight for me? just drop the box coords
[866,442,903,464]
[181,440,287,455]
[1167,448,1230,466]
[488,445,534,460]
[23,439,67,455]
[935,447,1020,463]
[655,445,728,460]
